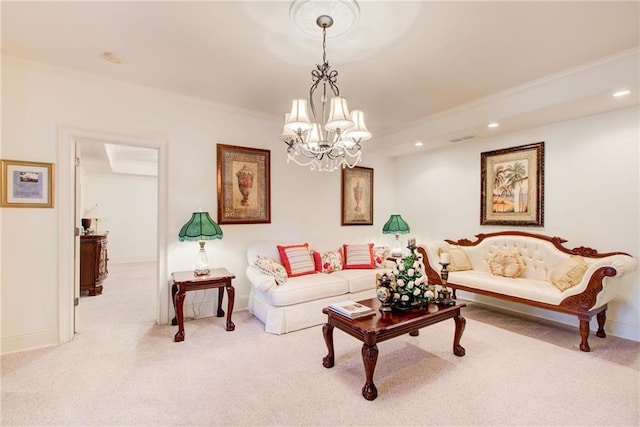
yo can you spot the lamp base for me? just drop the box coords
[194,240,211,276]
[194,268,210,277]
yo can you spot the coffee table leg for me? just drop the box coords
[361,343,379,400]
[453,313,466,357]
[322,323,335,368]
[225,285,235,331]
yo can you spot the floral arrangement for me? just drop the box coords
[389,250,435,308]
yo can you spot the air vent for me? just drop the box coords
[448,134,477,143]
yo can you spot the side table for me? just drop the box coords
[171,268,236,342]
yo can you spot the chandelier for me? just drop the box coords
[280,13,371,172]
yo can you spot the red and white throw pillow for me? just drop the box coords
[342,243,375,269]
[277,243,316,277]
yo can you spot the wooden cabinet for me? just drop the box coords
[80,235,109,296]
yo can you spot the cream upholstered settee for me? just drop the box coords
[418,231,638,352]
[246,240,392,334]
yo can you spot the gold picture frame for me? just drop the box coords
[341,166,374,226]
[1,159,54,208]
[481,142,544,226]
[217,144,271,224]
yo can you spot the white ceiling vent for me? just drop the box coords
[448,134,477,143]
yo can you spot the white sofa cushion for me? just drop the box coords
[331,268,389,294]
[449,270,564,305]
[258,272,349,307]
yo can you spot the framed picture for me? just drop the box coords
[217,144,271,224]
[1,159,54,208]
[341,166,374,226]
[481,142,544,226]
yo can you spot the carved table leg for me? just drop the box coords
[216,287,225,317]
[322,323,335,368]
[579,319,590,352]
[174,290,185,342]
[225,285,235,331]
[596,310,607,338]
[171,283,178,326]
[361,343,379,401]
[453,313,466,357]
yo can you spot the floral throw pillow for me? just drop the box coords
[321,250,343,273]
[373,246,391,268]
[254,255,288,286]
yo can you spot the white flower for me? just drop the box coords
[407,268,415,277]
[398,263,405,271]
[407,281,414,289]
[413,261,420,269]
[393,292,401,300]
[401,295,409,302]
[413,289,421,296]
[397,279,405,287]
[425,290,435,298]
[392,269,399,276]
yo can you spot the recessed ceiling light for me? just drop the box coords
[487,122,499,128]
[415,141,423,147]
[103,52,124,64]
[613,90,630,98]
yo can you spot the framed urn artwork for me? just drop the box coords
[217,144,271,224]
[480,142,544,226]
[1,159,54,208]
[341,166,373,226]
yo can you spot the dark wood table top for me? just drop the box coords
[172,268,235,284]
[323,298,466,344]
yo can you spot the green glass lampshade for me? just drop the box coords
[382,214,410,235]
[178,212,223,241]
[179,211,223,276]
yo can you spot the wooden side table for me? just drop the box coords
[171,268,236,342]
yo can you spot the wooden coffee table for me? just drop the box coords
[322,298,466,400]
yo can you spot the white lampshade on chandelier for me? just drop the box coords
[281,5,371,172]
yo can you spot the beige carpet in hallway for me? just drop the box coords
[1,262,639,426]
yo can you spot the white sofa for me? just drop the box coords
[418,231,638,351]
[246,240,391,334]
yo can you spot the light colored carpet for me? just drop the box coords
[1,262,639,426]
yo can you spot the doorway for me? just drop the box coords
[57,126,169,344]
[77,140,159,331]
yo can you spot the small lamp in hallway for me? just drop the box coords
[382,214,410,257]
[179,210,223,276]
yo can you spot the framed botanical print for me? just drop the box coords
[1,159,54,208]
[217,144,271,224]
[341,166,373,226]
[480,142,544,226]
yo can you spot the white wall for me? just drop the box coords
[0,57,397,353]
[81,172,158,263]
[392,106,640,340]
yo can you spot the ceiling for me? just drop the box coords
[2,1,639,166]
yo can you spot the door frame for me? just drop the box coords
[57,126,169,343]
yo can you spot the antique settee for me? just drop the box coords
[417,231,638,351]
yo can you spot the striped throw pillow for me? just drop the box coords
[342,243,375,269]
[277,243,316,277]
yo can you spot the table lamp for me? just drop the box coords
[382,214,410,257]
[179,210,223,276]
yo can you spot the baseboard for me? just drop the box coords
[1,328,58,355]
[458,292,640,342]
[109,256,156,264]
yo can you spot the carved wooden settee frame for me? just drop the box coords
[417,231,636,352]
